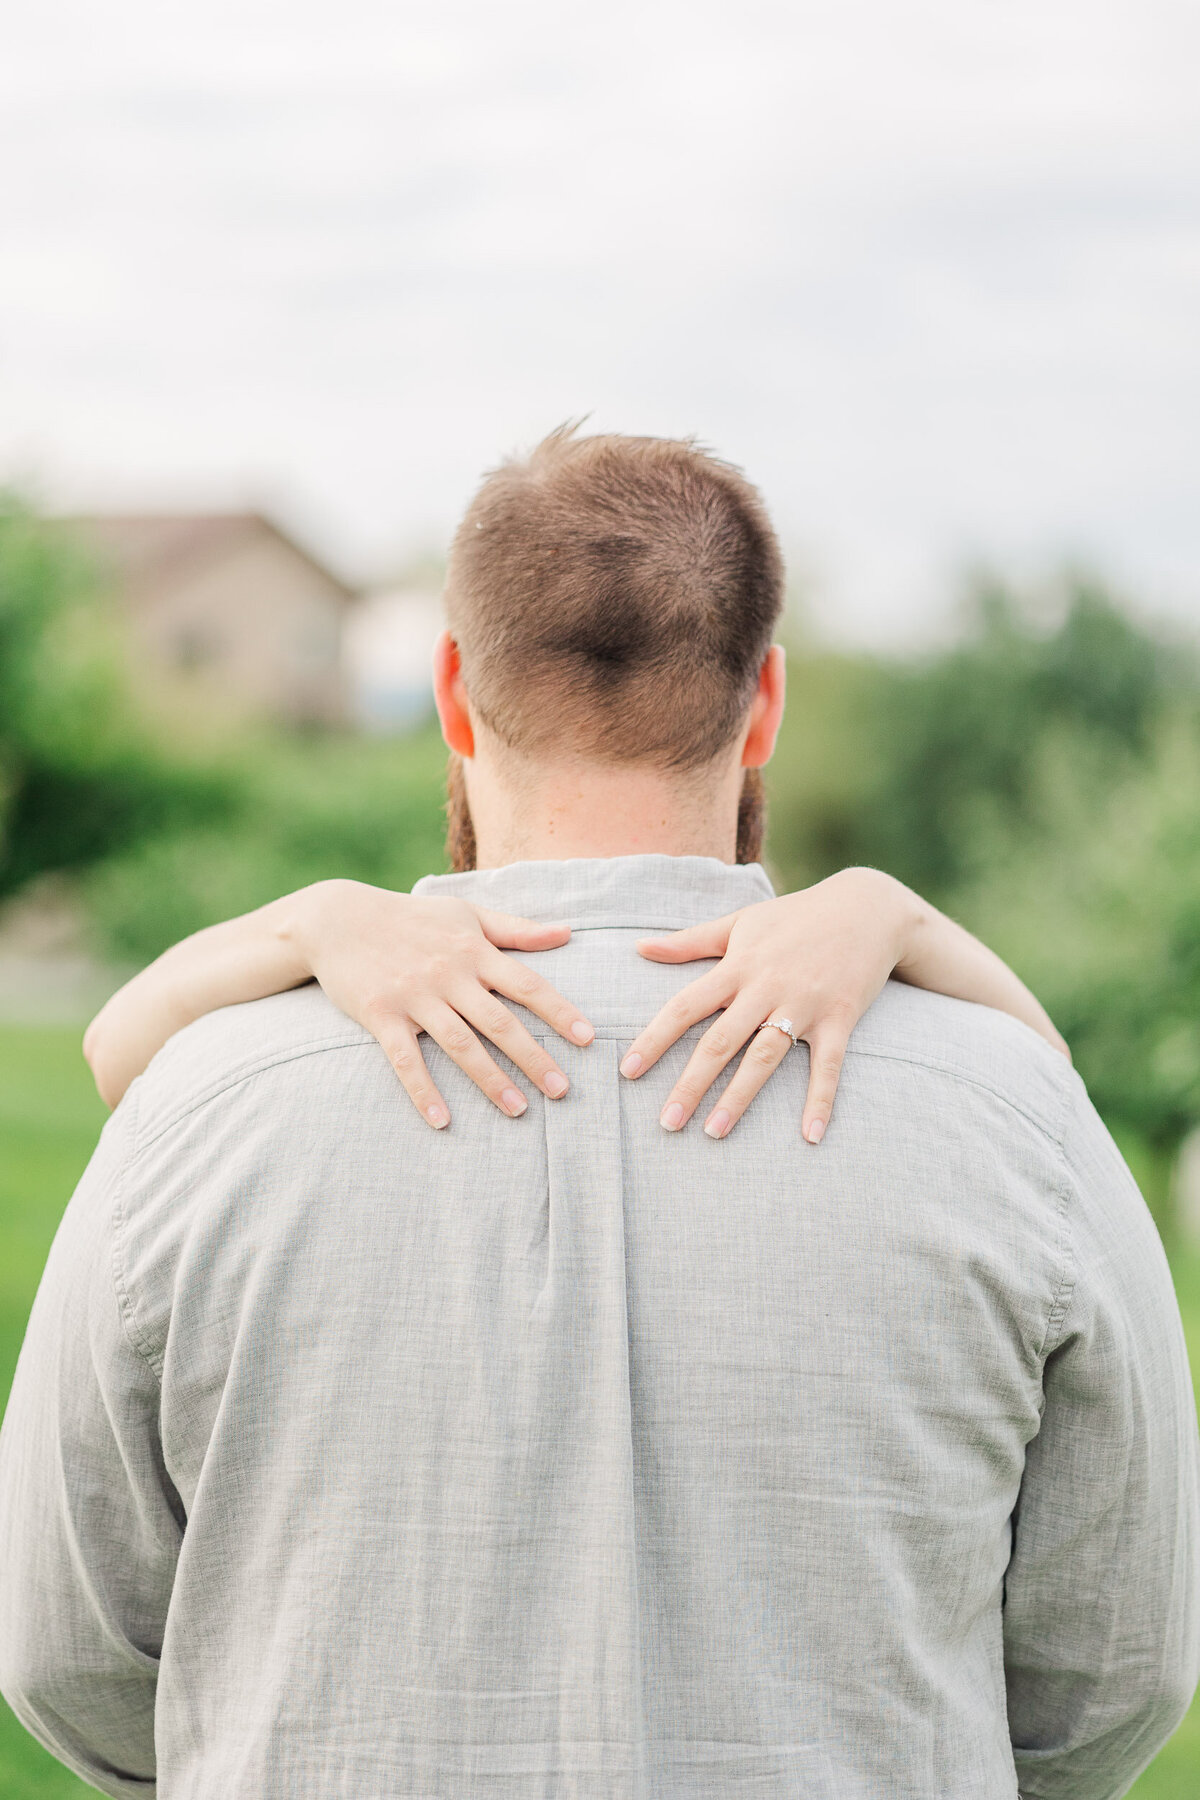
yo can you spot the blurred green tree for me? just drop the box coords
[952,719,1200,1228]
[765,578,1200,1232]
[85,729,450,964]
[849,577,1187,899]
[0,498,229,897]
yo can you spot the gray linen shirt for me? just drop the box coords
[1,856,1197,1800]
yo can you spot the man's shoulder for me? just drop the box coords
[119,975,1079,1156]
[125,987,375,1150]
[851,982,1078,1145]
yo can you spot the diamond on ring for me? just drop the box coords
[760,1016,798,1046]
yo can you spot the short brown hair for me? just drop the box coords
[444,426,785,772]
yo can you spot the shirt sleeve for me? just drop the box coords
[1005,1079,1200,1800]
[0,1100,181,1798]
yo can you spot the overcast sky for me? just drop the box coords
[3,0,1199,641]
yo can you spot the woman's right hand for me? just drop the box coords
[84,879,594,1125]
[290,882,594,1127]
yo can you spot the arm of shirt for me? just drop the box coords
[1005,1079,1200,1800]
[0,1103,180,1799]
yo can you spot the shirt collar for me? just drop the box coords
[412,854,775,932]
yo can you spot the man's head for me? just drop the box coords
[433,427,787,870]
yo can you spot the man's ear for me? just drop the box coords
[432,630,475,758]
[740,644,786,768]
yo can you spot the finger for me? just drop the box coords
[482,947,595,1046]
[417,1001,531,1118]
[635,912,737,964]
[472,907,572,952]
[453,981,574,1099]
[699,1021,793,1140]
[619,969,732,1079]
[373,1019,451,1130]
[654,996,767,1130]
[799,1023,849,1146]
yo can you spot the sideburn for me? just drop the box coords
[736,766,766,865]
[444,754,766,873]
[445,753,478,873]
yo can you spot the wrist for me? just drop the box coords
[889,877,931,974]
[269,881,343,981]
[834,867,924,971]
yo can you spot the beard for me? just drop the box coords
[444,753,479,874]
[444,755,766,873]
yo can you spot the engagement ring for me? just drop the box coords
[759,1016,798,1046]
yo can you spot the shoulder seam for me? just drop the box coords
[131,1019,1071,1151]
[843,1040,1072,1144]
[522,1025,1071,1140]
[110,1080,167,1379]
[132,1030,373,1154]
[1039,1077,1081,1359]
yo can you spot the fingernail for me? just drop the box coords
[570,1020,594,1044]
[661,1102,685,1131]
[620,1053,643,1078]
[502,1087,527,1116]
[543,1071,569,1098]
[427,1104,449,1129]
[806,1118,826,1144]
[704,1109,731,1140]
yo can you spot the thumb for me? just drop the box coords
[473,908,572,951]
[636,913,736,964]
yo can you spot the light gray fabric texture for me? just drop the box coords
[1,854,1197,1800]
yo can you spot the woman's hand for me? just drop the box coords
[291,882,594,1127]
[84,880,594,1124]
[86,866,1067,1145]
[618,867,1069,1144]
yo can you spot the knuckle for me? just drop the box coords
[480,1001,514,1038]
[748,1036,780,1068]
[814,1050,844,1079]
[512,969,543,1002]
[442,1025,474,1056]
[425,952,455,987]
[388,1043,419,1075]
[702,1026,733,1059]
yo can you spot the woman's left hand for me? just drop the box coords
[619,865,1067,1144]
[619,868,915,1144]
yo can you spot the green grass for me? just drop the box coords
[0,1026,105,1799]
[0,1023,1196,1796]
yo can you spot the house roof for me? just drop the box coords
[56,512,358,603]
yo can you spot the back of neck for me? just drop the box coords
[468,756,742,869]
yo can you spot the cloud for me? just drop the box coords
[2,0,1198,639]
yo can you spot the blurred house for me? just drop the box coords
[61,512,356,729]
[344,586,444,732]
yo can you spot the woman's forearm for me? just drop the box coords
[82,880,585,1125]
[81,864,1068,1128]
[83,889,320,1108]
[894,887,1070,1058]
